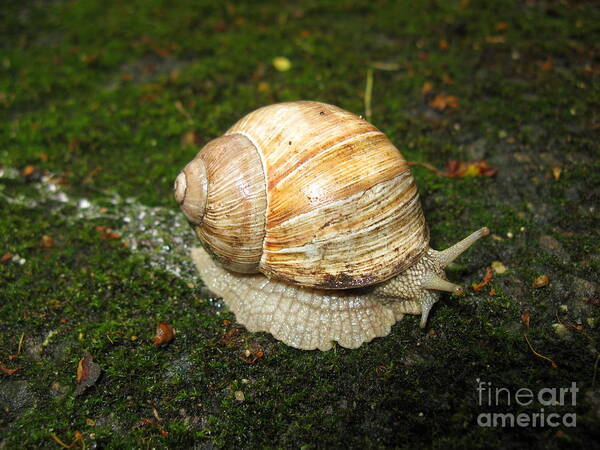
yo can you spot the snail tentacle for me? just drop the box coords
[420,272,463,295]
[436,227,490,268]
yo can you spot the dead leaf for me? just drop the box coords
[153,322,175,346]
[257,81,270,92]
[441,73,454,85]
[95,226,121,240]
[430,93,459,111]
[532,275,550,288]
[240,348,265,364]
[83,166,102,184]
[174,100,193,122]
[495,22,508,31]
[48,299,63,309]
[491,261,507,274]
[473,267,492,291]
[439,39,449,50]
[445,160,497,177]
[521,311,531,328]
[40,235,54,248]
[421,81,434,95]
[75,353,101,395]
[219,326,243,347]
[133,417,168,435]
[539,58,554,71]
[22,165,36,177]
[0,364,21,376]
[485,35,506,44]
[181,130,201,147]
[1,252,13,263]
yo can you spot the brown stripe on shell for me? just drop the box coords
[193,134,266,273]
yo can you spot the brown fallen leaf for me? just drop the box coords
[532,275,550,288]
[521,311,531,328]
[69,137,80,152]
[95,226,121,240]
[441,73,454,85]
[40,235,54,248]
[219,326,243,347]
[0,364,21,376]
[240,348,265,364]
[133,417,169,436]
[485,35,506,44]
[83,166,102,184]
[181,130,201,147]
[430,93,459,111]
[473,267,492,291]
[1,252,13,263]
[539,58,554,71]
[153,322,175,346]
[421,81,434,95]
[445,160,497,177]
[75,353,101,395]
[22,165,36,177]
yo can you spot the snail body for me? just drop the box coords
[176,101,488,350]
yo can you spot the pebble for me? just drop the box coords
[539,235,571,262]
[491,261,507,274]
[551,323,570,340]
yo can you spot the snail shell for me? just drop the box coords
[176,101,489,350]
[176,101,429,284]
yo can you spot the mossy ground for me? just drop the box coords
[1,0,599,448]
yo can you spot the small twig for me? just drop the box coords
[369,61,400,71]
[364,67,373,122]
[175,100,193,123]
[407,161,445,176]
[555,311,583,331]
[524,333,557,368]
[17,333,25,354]
[50,433,71,449]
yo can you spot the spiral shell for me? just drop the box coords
[176,101,429,288]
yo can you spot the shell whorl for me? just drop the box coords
[175,134,267,273]
[175,157,208,224]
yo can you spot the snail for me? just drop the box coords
[175,101,489,350]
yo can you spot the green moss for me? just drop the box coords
[1,0,599,448]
